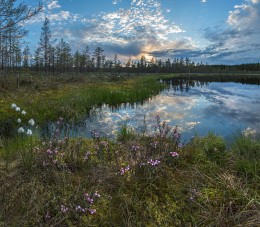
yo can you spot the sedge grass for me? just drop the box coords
[0,124,259,226]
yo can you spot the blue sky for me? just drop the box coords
[22,0,260,64]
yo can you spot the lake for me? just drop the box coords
[44,76,260,141]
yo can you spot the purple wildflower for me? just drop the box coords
[170,151,179,157]
[75,205,86,213]
[150,141,159,148]
[61,205,69,213]
[119,165,130,175]
[173,131,181,140]
[88,209,96,215]
[94,191,101,198]
[47,149,53,154]
[178,143,184,148]
[147,159,161,166]
[84,193,94,205]
[131,145,140,152]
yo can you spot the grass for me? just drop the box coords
[0,116,259,226]
[0,73,259,225]
[0,73,166,136]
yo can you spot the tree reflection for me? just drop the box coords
[163,75,260,92]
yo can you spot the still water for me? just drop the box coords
[46,78,260,141]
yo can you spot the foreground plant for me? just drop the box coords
[11,103,35,136]
[0,114,259,226]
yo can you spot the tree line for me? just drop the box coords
[0,3,260,76]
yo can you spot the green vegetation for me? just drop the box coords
[0,118,259,226]
[0,73,165,136]
[0,73,259,226]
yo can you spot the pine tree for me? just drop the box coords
[38,17,51,75]
[23,45,30,68]
[93,47,104,70]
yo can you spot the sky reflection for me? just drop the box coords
[49,81,260,141]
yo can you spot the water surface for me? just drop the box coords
[45,78,260,141]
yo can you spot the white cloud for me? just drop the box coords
[202,0,260,63]
[47,0,61,10]
[227,3,260,30]
[112,0,122,4]
[201,0,207,3]
[24,0,195,60]
[75,0,185,58]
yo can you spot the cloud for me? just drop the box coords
[150,0,260,63]
[112,0,122,4]
[25,0,260,63]
[25,0,186,59]
[47,0,61,10]
[206,0,260,63]
[165,0,260,64]
[56,0,185,58]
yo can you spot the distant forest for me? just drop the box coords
[1,15,260,75]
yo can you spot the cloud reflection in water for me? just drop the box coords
[47,80,260,141]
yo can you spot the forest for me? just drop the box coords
[1,14,260,76]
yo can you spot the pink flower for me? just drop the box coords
[61,205,69,213]
[170,151,179,157]
[147,159,160,166]
[88,209,96,215]
[94,191,101,198]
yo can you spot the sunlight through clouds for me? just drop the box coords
[22,0,260,63]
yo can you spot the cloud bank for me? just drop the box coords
[26,0,260,63]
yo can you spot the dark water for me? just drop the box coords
[44,78,260,141]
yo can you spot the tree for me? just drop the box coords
[74,50,81,73]
[38,17,51,74]
[93,47,104,70]
[23,45,30,68]
[82,46,92,72]
[126,56,131,68]
[140,55,146,71]
[56,38,72,73]
[0,0,42,32]
[0,1,41,77]
[33,46,42,73]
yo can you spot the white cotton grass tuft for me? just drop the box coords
[26,129,33,136]
[21,110,26,115]
[11,103,17,109]
[15,107,20,112]
[28,119,35,126]
[17,118,22,123]
[18,127,25,133]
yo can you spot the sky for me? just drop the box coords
[21,0,260,64]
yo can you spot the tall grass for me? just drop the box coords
[0,117,259,226]
[0,74,165,137]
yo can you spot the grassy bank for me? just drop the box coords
[0,118,259,226]
[1,73,259,225]
[0,73,165,136]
